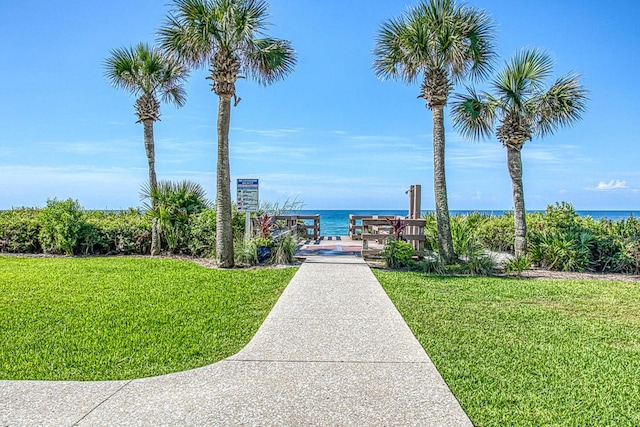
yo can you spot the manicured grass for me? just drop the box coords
[0,256,296,381]
[375,271,640,426]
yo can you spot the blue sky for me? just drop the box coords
[1,0,639,210]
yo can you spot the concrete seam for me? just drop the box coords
[225,359,430,365]
[69,380,133,427]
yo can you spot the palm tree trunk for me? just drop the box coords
[432,106,456,264]
[507,145,527,256]
[216,94,234,268]
[143,119,161,256]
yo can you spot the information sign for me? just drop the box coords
[237,179,259,212]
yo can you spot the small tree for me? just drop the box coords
[452,49,587,255]
[104,43,187,255]
[159,0,296,267]
[374,0,495,264]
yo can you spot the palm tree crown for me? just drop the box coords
[105,43,187,122]
[158,0,296,97]
[452,49,587,148]
[373,0,495,107]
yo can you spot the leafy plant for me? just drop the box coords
[187,209,217,257]
[450,215,484,258]
[234,238,258,266]
[142,180,210,253]
[0,208,41,253]
[505,254,532,277]
[476,213,515,253]
[253,237,273,248]
[385,217,407,240]
[272,233,298,264]
[383,239,415,269]
[422,213,439,252]
[38,198,85,255]
[255,214,275,239]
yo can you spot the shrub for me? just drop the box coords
[476,213,515,253]
[187,209,217,257]
[86,210,150,255]
[143,180,210,253]
[272,233,298,264]
[38,198,84,255]
[450,215,484,257]
[422,213,438,252]
[505,254,531,277]
[234,238,258,266]
[0,208,41,253]
[383,239,415,269]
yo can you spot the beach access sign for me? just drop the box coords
[237,179,259,212]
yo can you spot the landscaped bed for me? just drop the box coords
[376,271,640,426]
[0,256,296,381]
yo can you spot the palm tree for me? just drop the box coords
[373,0,495,264]
[104,43,187,256]
[452,49,587,255]
[158,0,296,268]
[141,180,210,253]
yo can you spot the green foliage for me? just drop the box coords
[422,213,439,252]
[0,208,41,253]
[530,230,595,272]
[382,239,415,269]
[142,180,210,253]
[38,198,85,255]
[525,202,640,273]
[450,214,484,257]
[234,239,258,266]
[83,209,151,255]
[504,254,531,277]
[0,256,296,380]
[476,212,515,252]
[272,233,298,264]
[187,209,217,257]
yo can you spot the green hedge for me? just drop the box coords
[0,199,246,257]
[444,203,640,274]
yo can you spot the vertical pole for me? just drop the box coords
[413,185,421,219]
[408,186,415,219]
[245,212,251,242]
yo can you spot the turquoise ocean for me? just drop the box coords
[297,210,640,237]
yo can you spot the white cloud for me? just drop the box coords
[588,179,629,191]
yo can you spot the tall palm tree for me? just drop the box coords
[452,49,587,255]
[105,43,187,256]
[374,0,495,264]
[158,0,296,268]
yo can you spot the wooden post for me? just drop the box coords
[407,185,421,251]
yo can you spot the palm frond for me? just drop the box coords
[245,38,296,85]
[536,73,588,137]
[373,0,496,93]
[159,0,295,87]
[451,87,496,140]
[373,16,418,83]
[105,42,188,114]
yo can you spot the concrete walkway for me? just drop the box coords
[1,255,471,426]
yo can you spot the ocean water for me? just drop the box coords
[296,210,640,237]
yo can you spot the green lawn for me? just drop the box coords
[0,256,296,381]
[375,271,640,427]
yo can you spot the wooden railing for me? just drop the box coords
[273,215,320,240]
[359,217,426,258]
[349,215,398,240]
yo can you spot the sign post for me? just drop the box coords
[237,179,259,241]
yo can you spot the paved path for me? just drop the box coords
[1,255,471,426]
